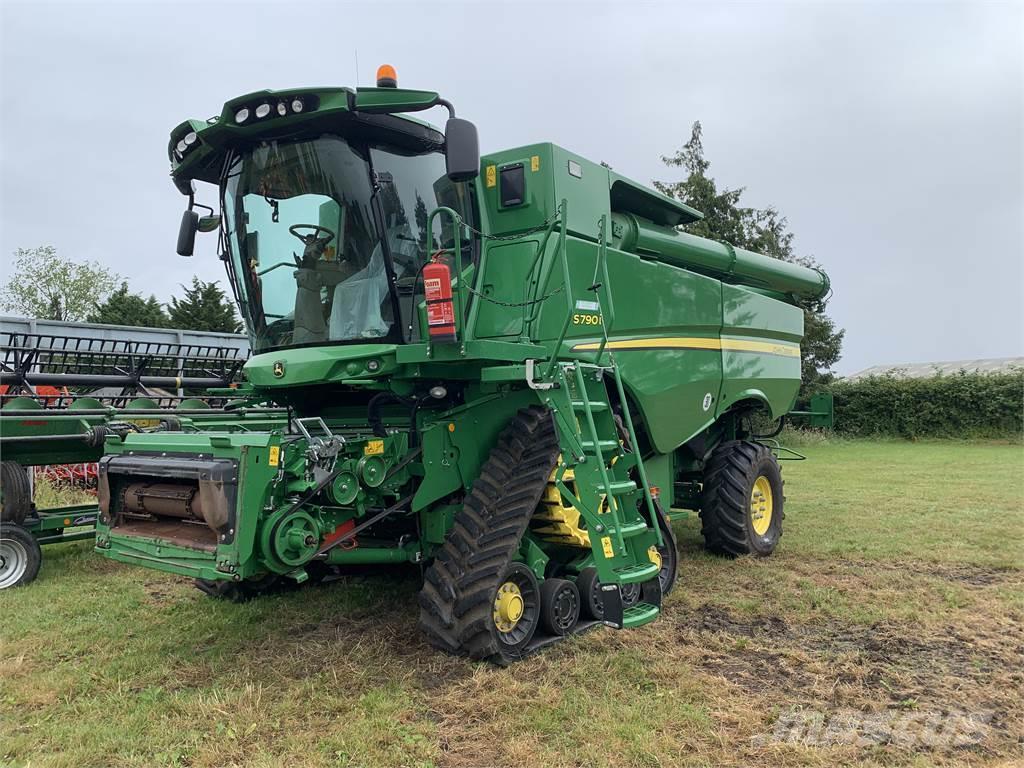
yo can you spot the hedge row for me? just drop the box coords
[809,369,1023,439]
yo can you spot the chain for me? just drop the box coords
[466,285,564,308]
[453,210,563,242]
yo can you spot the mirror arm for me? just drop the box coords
[437,98,456,119]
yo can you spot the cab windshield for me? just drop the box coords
[223,134,472,351]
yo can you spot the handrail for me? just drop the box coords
[523,202,565,340]
[611,365,663,548]
[545,201,573,378]
[590,215,615,365]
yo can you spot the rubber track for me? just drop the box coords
[699,440,783,556]
[418,405,560,661]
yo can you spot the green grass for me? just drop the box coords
[2,440,1021,768]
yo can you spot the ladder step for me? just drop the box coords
[571,400,609,412]
[580,439,619,454]
[622,602,660,628]
[612,562,659,584]
[605,480,636,496]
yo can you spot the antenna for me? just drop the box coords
[355,49,360,86]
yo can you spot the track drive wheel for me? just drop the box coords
[418,406,560,663]
[0,523,42,589]
[540,577,580,636]
[1,461,31,526]
[700,440,784,557]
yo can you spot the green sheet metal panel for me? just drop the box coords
[528,234,724,453]
[717,284,804,418]
[474,240,539,338]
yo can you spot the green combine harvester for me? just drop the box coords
[92,66,829,662]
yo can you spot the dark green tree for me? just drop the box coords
[655,122,844,390]
[87,282,168,328]
[167,278,242,333]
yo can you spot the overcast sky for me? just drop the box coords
[1,0,1021,374]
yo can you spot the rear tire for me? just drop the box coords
[699,440,784,557]
[0,523,41,589]
[1,461,31,526]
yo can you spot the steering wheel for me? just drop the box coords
[289,224,336,247]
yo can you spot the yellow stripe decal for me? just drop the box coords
[571,337,800,358]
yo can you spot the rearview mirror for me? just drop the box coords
[177,210,199,256]
[445,118,479,182]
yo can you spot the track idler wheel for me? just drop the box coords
[539,577,580,636]
[577,567,604,621]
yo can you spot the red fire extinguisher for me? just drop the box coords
[423,252,457,343]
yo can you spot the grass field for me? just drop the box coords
[2,439,1022,767]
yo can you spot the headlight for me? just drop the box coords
[176,140,187,153]
[183,131,197,146]
[291,98,304,113]
[235,107,250,123]
[255,103,271,119]
[276,102,287,116]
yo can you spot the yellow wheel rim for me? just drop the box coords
[750,475,773,536]
[493,581,525,633]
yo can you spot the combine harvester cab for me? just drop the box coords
[92,66,828,662]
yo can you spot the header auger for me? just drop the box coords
[91,66,827,662]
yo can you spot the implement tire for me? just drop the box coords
[1,461,31,526]
[0,523,41,589]
[418,405,559,663]
[699,440,783,557]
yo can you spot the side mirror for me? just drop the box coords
[445,118,479,182]
[177,210,199,256]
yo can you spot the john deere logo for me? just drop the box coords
[272,361,286,378]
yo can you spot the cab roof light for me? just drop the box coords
[232,95,313,125]
[376,64,397,88]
